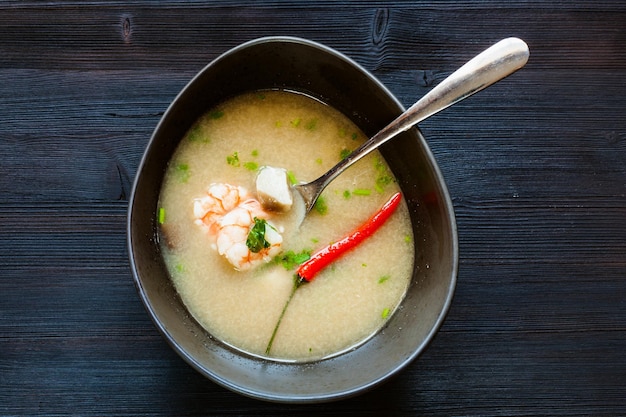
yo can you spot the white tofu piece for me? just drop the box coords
[256,166,293,212]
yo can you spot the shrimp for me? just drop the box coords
[215,199,283,270]
[193,183,249,234]
[193,183,283,271]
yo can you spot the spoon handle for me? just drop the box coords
[379,37,529,135]
[297,37,529,211]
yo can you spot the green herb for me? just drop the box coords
[376,176,394,193]
[246,218,271,253]
[251,149,259,157]
[338,127,347,137]
[226,152,240,167]
[362,263,367,267]
[310,237,319,244]
[314,195,328,215]
[374,158,394,192]
[381,307,390,319]
[158,207,166,224]
[315,158,323,165]
[305,119,318,130]
[256,93,266,100]
[290,118,301,127]
[175,263,185,273]
[275,249,312,270]
[187,124,208,143]
[404,234,412,243]
[275,121,282,128]
[209,110,224,119]
[339,148,351,160]
[286,170,298,185]
[378,275,390,284]
[351,132,358,140]
[343,190,351,199]
[244,161,258,171]
[175,163,190,183]
[352,188,371,196]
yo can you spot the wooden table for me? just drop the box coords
[2,1,625,415]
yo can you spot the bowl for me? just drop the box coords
[128,36,458,403]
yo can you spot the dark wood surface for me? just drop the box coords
[1,1,625,415]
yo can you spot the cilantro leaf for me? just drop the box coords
[246,218,271,253]
[275,249,312,270]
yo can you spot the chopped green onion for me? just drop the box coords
[352,188,371,196]
[244,161,258,171]
[158,207,166,224]
[286,170,298,185]
[209,110,224,119]
[378,275,390,284]
[339,148,351,160]
[305,119,318,130]
[351,132,358,140]
[314,196,328,215]
[175,163,190,183]
[343,190,351,199]
[375,175,394,192]
[374,158,394,192]
[187,124,208,143]
[290,118,301,127]
[226,152,240,167]
[381,307,390,319]
[251,149,259,157]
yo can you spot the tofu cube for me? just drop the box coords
[256,166,293,212]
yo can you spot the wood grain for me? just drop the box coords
[1,1,625,415]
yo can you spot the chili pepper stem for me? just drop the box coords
[265,276,304,355]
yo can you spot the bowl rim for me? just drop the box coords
[128,35,459,403]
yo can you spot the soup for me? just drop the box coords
[158,90,414,362]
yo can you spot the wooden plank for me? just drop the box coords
[1,68,625,201]
[0,3,624,71]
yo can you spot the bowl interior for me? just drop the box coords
[128,37,458,403]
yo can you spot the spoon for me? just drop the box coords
[289,37,529,214]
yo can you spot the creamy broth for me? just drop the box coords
[158,90,414,362]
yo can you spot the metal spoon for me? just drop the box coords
[293,37,529,213]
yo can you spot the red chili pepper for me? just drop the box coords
[296,191,403,282]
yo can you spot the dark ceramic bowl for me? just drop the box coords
[128,37,458,403]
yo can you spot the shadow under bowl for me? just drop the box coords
[128,36,458,403]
